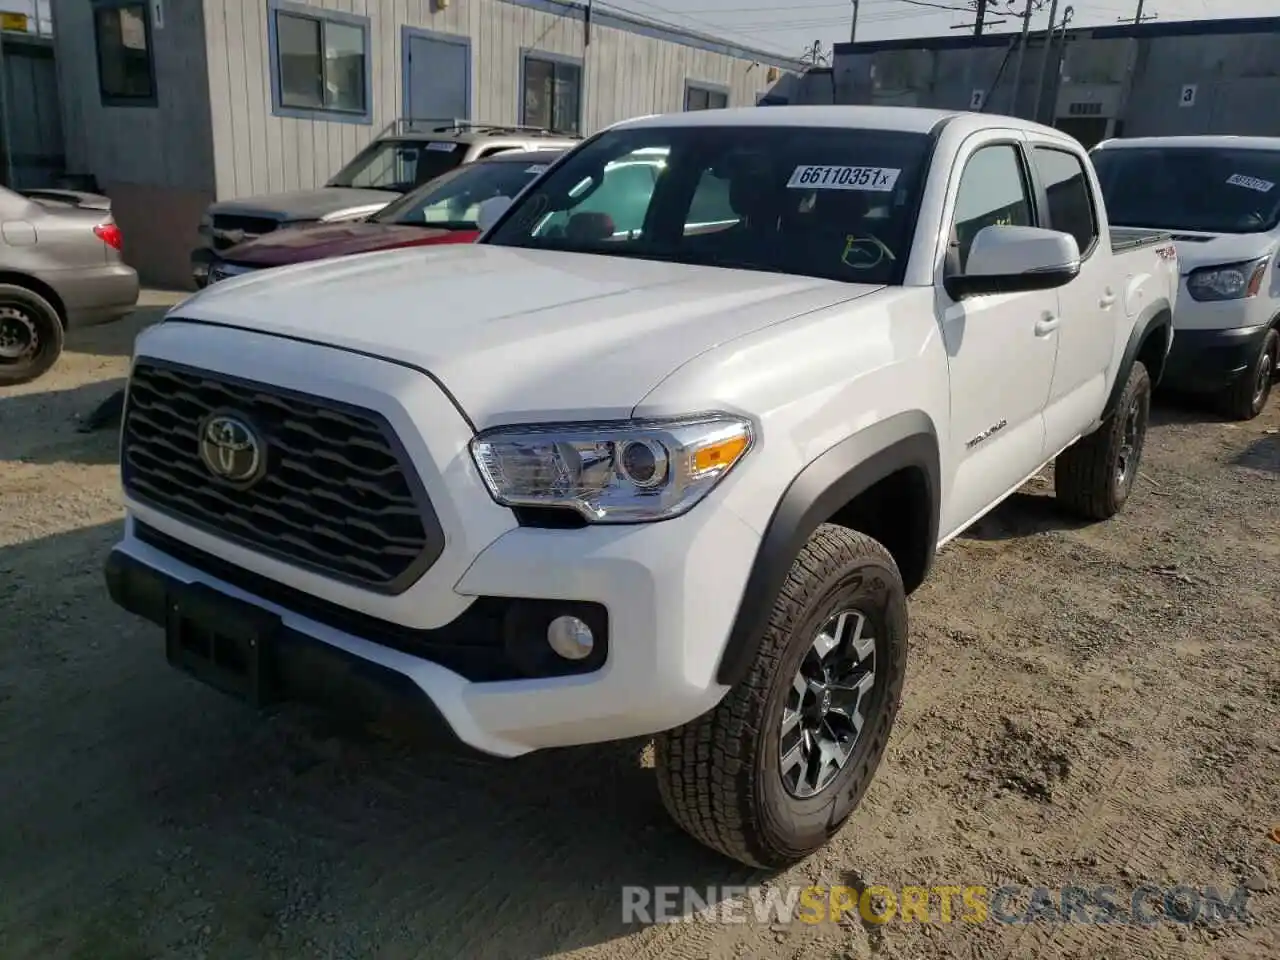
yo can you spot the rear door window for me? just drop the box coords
[1032,146,1098,255]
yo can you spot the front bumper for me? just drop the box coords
[107,501,756,757]
[107,321,759,757]
[1161,322,1274,394]
[105,546,479,755]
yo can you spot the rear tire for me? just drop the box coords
[1054,360,1151,521]
[654,524,908,868]
[0,284,64,386]
[1218,328,1277,422]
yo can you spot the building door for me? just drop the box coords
[1,34,65,189]
[403,29,470,123]
[1054,117,1108,149]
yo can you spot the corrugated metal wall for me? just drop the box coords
[1120,32,1280,137]
[50,0,216,193]
[825,24,1280,140]
[202,0,799,201]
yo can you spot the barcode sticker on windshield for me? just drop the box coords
[426,141,458,152]
[525,164,549,174]
[1225,173,1275,193]
[787,165,901,191]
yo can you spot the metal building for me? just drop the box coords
[51,0,802,287]
[821,15,1280,149]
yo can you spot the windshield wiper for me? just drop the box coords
[399,220,477,230]
[328,183,404,193]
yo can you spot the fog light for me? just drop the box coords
[547,615,594,660]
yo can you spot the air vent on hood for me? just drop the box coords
[1170,234,1213,242]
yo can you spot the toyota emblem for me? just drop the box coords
[198,413,265,484]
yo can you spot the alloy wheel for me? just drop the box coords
[779,609,878,799]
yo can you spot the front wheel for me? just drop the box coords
[654,524,908,868]
[1054,360,1152,522]
[1218,328,1277,422]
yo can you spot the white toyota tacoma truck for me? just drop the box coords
[105,106,1179,868]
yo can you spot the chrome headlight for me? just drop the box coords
[1185,256,1270,302]
[470,415,754,523]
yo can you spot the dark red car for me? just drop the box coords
[205,149,565,283]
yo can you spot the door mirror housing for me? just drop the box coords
[475,195,513,233]
[945,225,1081,299]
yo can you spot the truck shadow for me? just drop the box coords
[1150,391,1227,426]
[0,521,767,960]
[0,378,125,466]
[958,489,1091,542]
[1234,431,1279,474]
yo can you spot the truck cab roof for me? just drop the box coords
[612,104,1071,140]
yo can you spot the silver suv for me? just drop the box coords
[190,119,580,287]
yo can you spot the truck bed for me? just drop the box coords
[1110,226,1172,253]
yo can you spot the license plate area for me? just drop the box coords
[165,582,280,707]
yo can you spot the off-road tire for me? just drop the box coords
[0,284,64,387]
[1218,328,1277,422]
[654,524,908,868]
[1054,360,1151,521]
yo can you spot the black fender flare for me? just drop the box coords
[1102,301,1172,419]
[714,410,941,688]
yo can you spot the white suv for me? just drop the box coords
[107,106,1178,868]
[1092,135,1280,420]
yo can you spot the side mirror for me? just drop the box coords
[475,195,513,233]
[945,225,1081,300]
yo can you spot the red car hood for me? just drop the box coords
[221,222,479,267]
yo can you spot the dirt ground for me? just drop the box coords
[1,300,1277,960]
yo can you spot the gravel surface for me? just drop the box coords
[1,303,1277,959]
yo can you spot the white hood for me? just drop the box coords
[169,244,883,428]
[1170,230,1279,274]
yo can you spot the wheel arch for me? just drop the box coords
[1103,301,1171,420]
[715,410,941,688]
[0,271,68,326]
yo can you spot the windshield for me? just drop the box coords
[1092,146,1280,234]
[371,158,556,229]
[482,125,934,284]
[328,139,466,192]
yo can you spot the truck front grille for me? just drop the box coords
[122,359,442,593]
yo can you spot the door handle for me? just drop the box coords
[1035,314,1061,336]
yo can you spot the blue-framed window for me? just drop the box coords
[92,0,157,107]
[267,0,372,124]
[520,50,582,135]
[684,81,729,112]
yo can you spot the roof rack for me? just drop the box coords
[376,118,579,139]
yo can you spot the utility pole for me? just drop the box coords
[1132,0,1145,24]
[1032,0,1059,124]
[973,0,988,36]
[850,0,859,43]
[1009,0,1035,117]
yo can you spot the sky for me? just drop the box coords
[599,0,1276,62]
